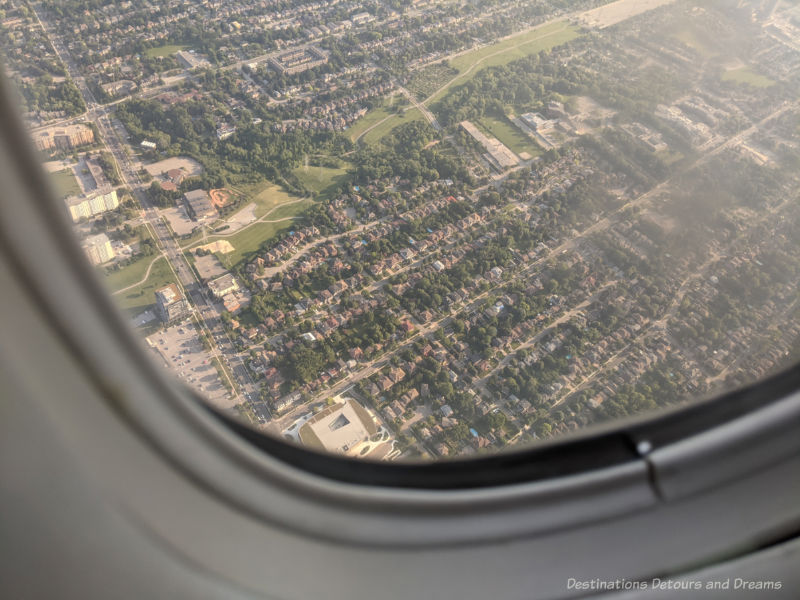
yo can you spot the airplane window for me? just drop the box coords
[6,0,799,463]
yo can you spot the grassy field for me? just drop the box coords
[211,199,312,268]
[216,220,292,268]
[236,180,300,217]
[101,227,163,294]
[178,181,302,248]
[103,255,156,294]
[346,96,406,142]
[110,256,178,315]
[362,108,425,145]
[671,27,716,58]
[722,66,774,88]
[292,163,351,200]
[478,114,540,158]
[426,21,580,105]
[50,168,80,198]
[145,44,187,58]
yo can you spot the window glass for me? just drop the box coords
[8,0,799,460]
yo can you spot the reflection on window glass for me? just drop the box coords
[8,0,799,460]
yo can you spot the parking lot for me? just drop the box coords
[161,206,198,236]
[146,320,235,410]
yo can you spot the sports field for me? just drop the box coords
[478,114,540,158]
[216,219,295,268]
[202,198,312,268]
[145,44,187,58]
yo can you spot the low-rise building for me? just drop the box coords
[184,189,217,221]
[208,273,239,299]
[460,120,519,171]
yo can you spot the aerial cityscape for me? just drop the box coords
[4,0,799,459]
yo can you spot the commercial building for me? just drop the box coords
[207,273,239,299]
[460,121,520,171]
[519,112,557,132]
[101,79,136,98]
[298,398,378,456]
[74,155,110,194]
[184,189,217,221]
[81,233,115,265]
[32,124,95,152]
[155,283,191,323]
[65,189,119,222]
[175,50,210,70]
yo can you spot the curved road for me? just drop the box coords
[111,254,165,296]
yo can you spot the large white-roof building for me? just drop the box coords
[298,398,379,456]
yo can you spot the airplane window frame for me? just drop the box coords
[1,59,799,557]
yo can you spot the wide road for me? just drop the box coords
[31,2,269,417]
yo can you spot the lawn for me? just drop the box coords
[362,108,425,146]
[101,227,162,294]
[426,21,580,105]
[103,256,152,293]
[292,163,351,200]
[103,255,156,294]
[346,96,405,142]
[722,66,774,88]
[478,113,540,158]
[236,180,300,217]
[173,183,293,249]
[145,44,187,58]
[50,168,80,198]
[110,256,178,315]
